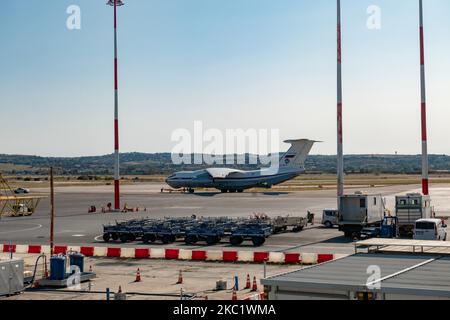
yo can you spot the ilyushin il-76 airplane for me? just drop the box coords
[165,139,318,193]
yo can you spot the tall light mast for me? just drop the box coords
[107,0,124,210]
[419,0,429,196]
[337,0,344,198]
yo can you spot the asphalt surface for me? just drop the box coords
[1,253,302,300]
[1,183,449,254]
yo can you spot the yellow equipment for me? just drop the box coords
[0,173,45,217]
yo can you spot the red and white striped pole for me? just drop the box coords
[336,0,344,198]
[419,0,429,196]
[108,0,124,210]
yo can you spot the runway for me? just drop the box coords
[1,183,449,255]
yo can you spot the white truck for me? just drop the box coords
[395,193,434,238]
[322,209,339,228]
[338,193,385,238]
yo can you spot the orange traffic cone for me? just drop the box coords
[251,276,258,292]
[244,274,251,289]
[232,289,238,301]
[135,268,141,282]
[176,270,183,284]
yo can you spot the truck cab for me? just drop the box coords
[380,216,399,238]
[322,209,339,228]
[359,216,398,240]
[414,219,447,241]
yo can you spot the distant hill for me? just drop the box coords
[0,153,450,176]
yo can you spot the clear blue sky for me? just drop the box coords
[1,0,450,156]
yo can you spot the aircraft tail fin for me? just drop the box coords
[279,139,319,168]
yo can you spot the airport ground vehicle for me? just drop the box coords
[396,193,434,238]
[359,216,399,240]
[413,218,447,241]
[271,216,308,233]
[338,193,385,238]
[141,217,195,244]
[102,219,148,243]
[184,220,229,245]
[321,209,339,228]
[11,204,34,216]
[142,223,184,244]
[103,224,120,242]
[102,215,302,247]
[0,173,43,217]
[14,188,30,194]
[230,221,273,246]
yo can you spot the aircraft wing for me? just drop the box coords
[206,168,245,179]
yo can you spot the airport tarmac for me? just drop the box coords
[1,253,299,300]
[0,183,449,255]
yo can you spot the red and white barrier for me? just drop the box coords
[0,244,336,265]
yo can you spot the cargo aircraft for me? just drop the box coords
[165,139,318,193]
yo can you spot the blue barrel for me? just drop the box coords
[69,253,84,273]
[50,255,66,280]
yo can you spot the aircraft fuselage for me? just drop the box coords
[165,168,302,192]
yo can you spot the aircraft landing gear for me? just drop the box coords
[220,189,244,193]
[188,188,195,194]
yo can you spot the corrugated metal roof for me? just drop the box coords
[262,253,450,295]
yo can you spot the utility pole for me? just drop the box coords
[50,167,55,256]
[107,0,124,210]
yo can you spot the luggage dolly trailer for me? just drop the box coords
[102,218,157,243]
[102,221,138,243]
[230,222,273,247]
[102,217,193,243]
[270,216,308,233]
[115,221,147,243]
[184,221,227,245]
[141,222,185,244]
[103,224,120,242]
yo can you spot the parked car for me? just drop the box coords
[14,188,30,194]
[414,218,447,241]
[322,209,339,228]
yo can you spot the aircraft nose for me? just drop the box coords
[165,178,175,187]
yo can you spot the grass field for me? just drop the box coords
[0,163,32,171]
